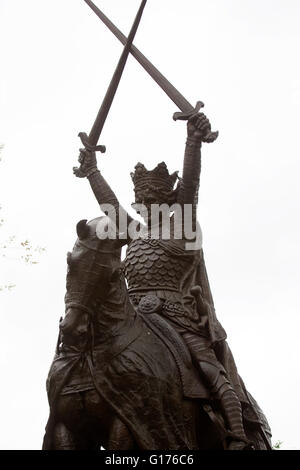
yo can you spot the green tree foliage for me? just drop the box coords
[0,144,45,291]
[272,440,283,449]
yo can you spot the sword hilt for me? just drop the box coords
[173,101,204,121]
[173,101,218,144]
[78,132,106,154]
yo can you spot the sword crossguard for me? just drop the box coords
[173,101,204,122]
[78,132,106,154]
[173,101,219,144]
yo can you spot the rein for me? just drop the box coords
[63,302,97,364]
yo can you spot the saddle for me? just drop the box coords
[137,295,209,399]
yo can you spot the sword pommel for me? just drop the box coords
[173,102,219,144]
[78,132,106,154]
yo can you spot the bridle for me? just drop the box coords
[60,239,121,360]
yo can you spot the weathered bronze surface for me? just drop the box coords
[43,3,272,450]
[84,0,218,142]
[77,0,147,156]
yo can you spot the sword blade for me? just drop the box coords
[87,0,147,146]
[84,0,193,114]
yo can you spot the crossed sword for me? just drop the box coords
[77,0,218,160]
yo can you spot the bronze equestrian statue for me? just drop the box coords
[43,0,272,450]
[43,114,272,449]
[42,213,271,449]
[43,216,203,449]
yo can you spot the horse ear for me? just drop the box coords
[76,219,89,240]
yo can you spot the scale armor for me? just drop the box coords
[125,238,186,292]
[124,236,209,335]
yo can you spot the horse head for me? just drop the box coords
[60,216,126,348]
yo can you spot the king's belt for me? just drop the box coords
[129,288,184,314]
[129,289,207,335]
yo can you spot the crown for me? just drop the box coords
[131,162,178,192]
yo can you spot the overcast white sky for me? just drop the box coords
[1,0,300,450]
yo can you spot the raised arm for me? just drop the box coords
[180,113,214,206]
[73,149,133,239]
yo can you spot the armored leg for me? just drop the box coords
[199,361,249,449]
[182,332,250,449]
